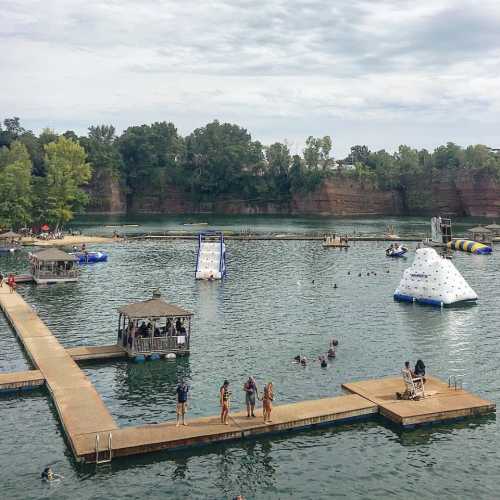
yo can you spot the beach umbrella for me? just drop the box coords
[41,224,50,232]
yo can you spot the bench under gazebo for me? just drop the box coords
[117,289,193,361]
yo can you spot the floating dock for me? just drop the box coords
[0,288,495,463]
[342,376,495,428]
[66,345,126,362]
[0,369,45,392]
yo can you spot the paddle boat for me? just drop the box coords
[70,251,108,263]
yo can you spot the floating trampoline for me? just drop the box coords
[394,247,477,306]
[386,247,407,258]
[70,251,108,263]
[447,239,492,255]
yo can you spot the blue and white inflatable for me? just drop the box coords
[394,247,477,306]
[70,251,108,264]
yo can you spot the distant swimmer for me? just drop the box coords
[318,355,328,368]
[358,273,362,277]
[300,356,307,366]
[333,283,337,289]
[327,347,336,359]
[347,271,350,275]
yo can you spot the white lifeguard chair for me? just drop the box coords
[402,369,425,400]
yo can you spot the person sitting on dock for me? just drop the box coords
[220,380,231,425]
[176,380,189,426]
[403,361,415,378]
[414,359,426,383]
[243,376,258,418]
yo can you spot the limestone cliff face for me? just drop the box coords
[455,172,500,217]
[86,172,127,214]
[290,177,403,215]
[87,171,500,217]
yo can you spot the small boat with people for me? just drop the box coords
[385,243,408,257]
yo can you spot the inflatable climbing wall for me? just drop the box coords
[394,248,477,306]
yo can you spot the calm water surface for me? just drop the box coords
[0,216,498,499]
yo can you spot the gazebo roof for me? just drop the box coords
[468,226,491,233]
[485,223,500,230]
[0,230,20,239]
[118,290,192,318]
[32,248,77,262]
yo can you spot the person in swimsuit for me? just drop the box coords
[243,377,258,418]
[262,382,274,423]
[220,380,231,425]
[7,273,15,293]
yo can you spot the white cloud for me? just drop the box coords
[2,0,500,155]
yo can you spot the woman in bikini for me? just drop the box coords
[220,380,231,425]
[262,382,274,423]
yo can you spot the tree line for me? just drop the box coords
[0,116,498,228]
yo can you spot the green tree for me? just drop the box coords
[119,122,184,197]
[0,141,33,228]
[39,137,92,227]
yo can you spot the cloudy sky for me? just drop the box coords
[2,0,500,155]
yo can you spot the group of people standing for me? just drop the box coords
[175,377,274,427]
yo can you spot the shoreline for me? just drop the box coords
[21,235,120,247]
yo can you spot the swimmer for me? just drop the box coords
[318,355,327,368]
[41,466,62,481]
[367,272,370,276]
[358,272,362,277]
[347,271,350,275]
[293,355,301,362]
[300,356,307,366]
[333,283,337,289]
[331,339,339,347]
[327,347,336,359]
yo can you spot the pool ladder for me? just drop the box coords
[95,433,113,464]
[448,375,463,390]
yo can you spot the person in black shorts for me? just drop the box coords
[176,380,189,426]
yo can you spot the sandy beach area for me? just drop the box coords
[23,235,120,247]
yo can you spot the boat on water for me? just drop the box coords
[70,251,108,263]
[183,222,209,226]
[385,244,407,257]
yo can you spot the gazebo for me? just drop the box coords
[117,289,193,360]
[0,230,21,241]
[485,223,500,237]
[467,226,492,244]
[30,248,78,284]
[0,230,22,253]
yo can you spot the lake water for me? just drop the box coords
[0,216,498,499]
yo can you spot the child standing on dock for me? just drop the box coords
[220,380,231,425]
[176,380,189,426]
[262,382,274,423]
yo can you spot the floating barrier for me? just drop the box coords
[394,247,477,306]
[447,239,492,255]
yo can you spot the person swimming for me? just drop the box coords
[327,347,336,358]
[319,355,327,368]
[300,356,307,366]
[41,467,53,481]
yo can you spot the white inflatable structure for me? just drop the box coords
[195,232,226,280]
[394,247,477,306]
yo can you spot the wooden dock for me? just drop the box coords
[0,369,45,392]
[66,344,126,361]
[0,287,119,458]
[342,376,495,428]
[0,288,495,463]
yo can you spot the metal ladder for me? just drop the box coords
[95,433,113,464]
[448,375,463,390]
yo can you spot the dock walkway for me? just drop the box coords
[0,288,495,463]
[0,287,118,457]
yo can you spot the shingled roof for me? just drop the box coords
[32,248,77,262]
[118,290,192,318]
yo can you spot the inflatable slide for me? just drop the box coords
[195,231,227,280]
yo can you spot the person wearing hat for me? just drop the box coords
[220,380,231,425]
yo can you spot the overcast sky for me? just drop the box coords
[2,0,500,155]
